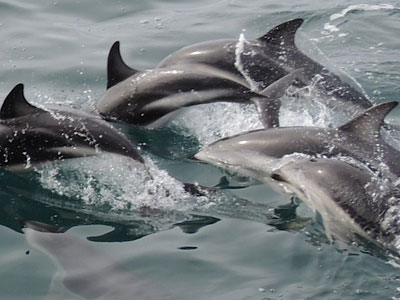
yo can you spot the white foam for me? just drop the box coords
[36,154,198,212]
[168,88,352,146]
[168,69,363,145]
[324,3,397,35]
[170,102,263,145]
[330,4,395,21]
[32,152,280,231]
[234,33,261,92]
[323,23,339,33]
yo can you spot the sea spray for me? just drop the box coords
[234,33,261,92]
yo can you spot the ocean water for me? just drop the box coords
[0,0,400,299]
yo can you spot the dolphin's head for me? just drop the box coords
[271,158,388,244]
[194,129,288,183]
[271,158,337,207]
[271,158,372,206]
[194,126,321,184]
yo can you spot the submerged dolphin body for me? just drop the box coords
[0,84,143,169]
[23,221,174,300]
[159,19,372,112]
[96,41,302,128]
[195,101,400,180]
[271,158,400,250]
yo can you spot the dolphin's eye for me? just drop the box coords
[271,173,286,182]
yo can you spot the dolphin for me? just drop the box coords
[0,84,143,170]
[270,158,400,250]
[158,18,372,112]
[96,41,302,128]
[23,220,174,300]
[194,101,400,181]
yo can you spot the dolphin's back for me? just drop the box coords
[158,39,237,70]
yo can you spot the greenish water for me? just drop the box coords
[1,0,400,299]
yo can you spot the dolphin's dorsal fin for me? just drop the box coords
[257,18,303,47]
[0,84,45,119]
[252,68,304,128]
[107,41,139,89]
[338,101,398,140]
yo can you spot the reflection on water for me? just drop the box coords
[24,221,175,300]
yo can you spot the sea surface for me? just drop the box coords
[0,0,400,299]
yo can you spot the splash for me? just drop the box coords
[31,153,281,237]
[234,33,262,92]
[169,88,352,146]
[36,154,196,212]
[35,153,275,219]
[306,39,371,103]
[382,199,400,253]
[280,84,336,128]
[170,102,263,145]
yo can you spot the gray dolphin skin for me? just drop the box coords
[96,42,300,128]
[97,18,373,128]
[23,221,174,300]
[271,158,400,249]
[0,84,143,169]
[159,18,372,111]
[195,101,400,181]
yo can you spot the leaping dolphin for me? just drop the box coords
[0,84,143,170]
[194,101,400,181]
[96,41,302,128]
[158,18,372,112]
[271,158,400,251]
